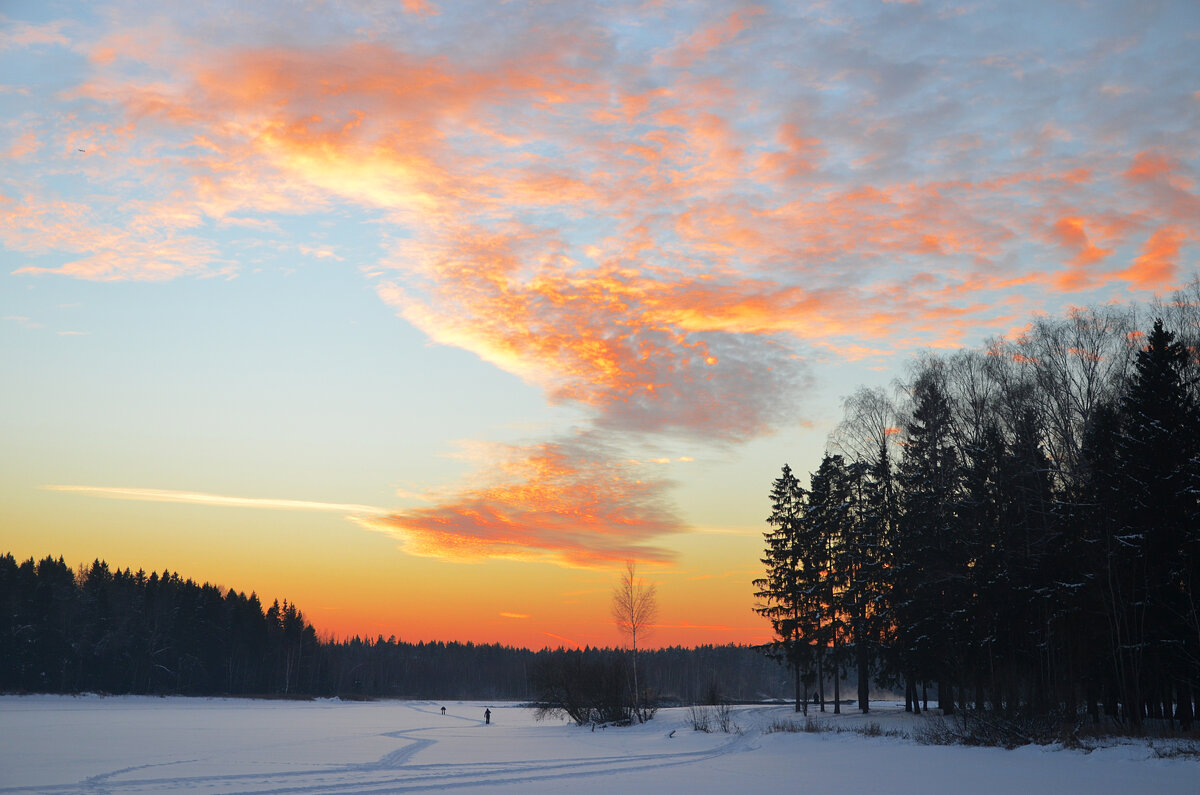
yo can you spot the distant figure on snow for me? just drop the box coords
[485,708,491,725]
[440,706,446,715]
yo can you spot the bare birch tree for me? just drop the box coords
[612,561,658,722]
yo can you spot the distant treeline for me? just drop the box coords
[0,553,790,702]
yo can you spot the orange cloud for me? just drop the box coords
[1116,226,1189,289]
[355,436,683,567]
[54,37,1177,354]
[19,17,1199,322]
[46,30,1180,401]
[18,30,1198,430]
[1122,150,1200,223]
[69,42,612,232]
[1050,216,1112,267]
[1125,151,1176,183]
[379,227,816,439]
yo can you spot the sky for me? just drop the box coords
[2,0,1198,650]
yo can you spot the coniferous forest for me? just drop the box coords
[0,553,788,702]
[755,283,1200,729]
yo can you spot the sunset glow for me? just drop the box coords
[3,0,1198,648]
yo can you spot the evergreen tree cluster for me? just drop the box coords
[757,287,1200,729]
[0,553,789,701]
[0,555,319,696]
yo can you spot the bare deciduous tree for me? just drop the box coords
[612,561,658,722]
[830,385,900,465]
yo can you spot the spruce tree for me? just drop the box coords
[1114,319,1200,725]
[805,454,852,712]
[895,369,964,714]
[840,457,887,713]
[753,464,810,712]
[1077,400,1127,719]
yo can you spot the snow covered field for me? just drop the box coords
[0,695,1194,794]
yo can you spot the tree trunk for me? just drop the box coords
[1176,681,1194,730]
[817,644,825,713]
[832,631,841,714]
[794,663,803,714]
[939,679,954,716]
[632,645,640,722]
[857,640,870,714]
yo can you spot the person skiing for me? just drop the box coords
[484,708,491,725]
[440,706,446,715]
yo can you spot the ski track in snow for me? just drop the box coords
[0,702,747,795]
[5,699,1194,794]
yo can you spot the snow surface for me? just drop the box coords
[0,695,1194,794]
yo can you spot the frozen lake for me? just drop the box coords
[0,695,1194,793]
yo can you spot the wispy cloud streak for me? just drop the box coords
[43,485,389,515]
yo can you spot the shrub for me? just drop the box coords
[764,718,801,734]
[690,702,739,734]
[914,710,1081,749]
[532,650,654,726]
[765,716,830,734]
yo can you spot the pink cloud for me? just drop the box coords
[657,8,764,69]
[402,0,438,16]
[0,20,71,50]
[0,194,222,281]
[3,131,40,159]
